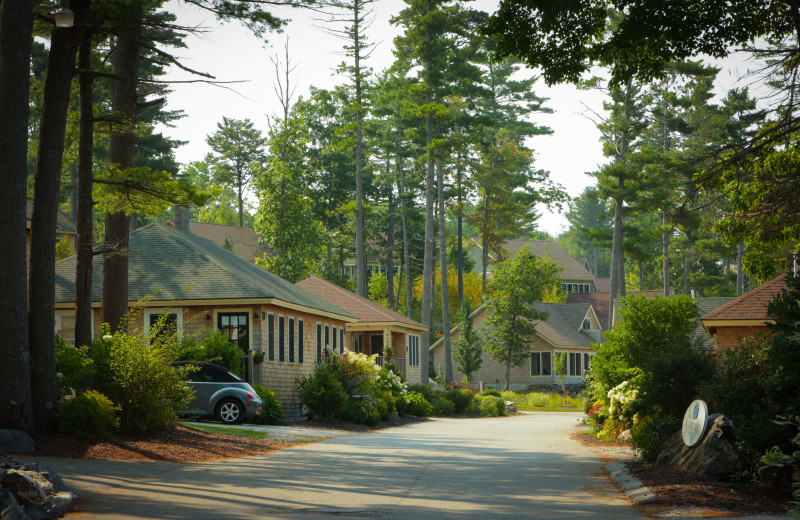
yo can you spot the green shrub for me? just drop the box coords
[402,391,432,418]
[298,363,348,421]
[444,388,474,414]
[375,398,394,421]
[407,383,435,403]
[247,385,283,425]
[338,399,381,427]
[597,418,627,442]
[375,368,407,399]
[481,387,501,397]
[631,414,681,463]
[54,336,93,397]
[500,390,517,403]
[57,390,119,440]
[105,329,193,434]
[478,395,502,417]
[525,392,551,407]
[432,396,456,416]
[326,349,381,395]
[465,399,481,415]
[176,330,244,377]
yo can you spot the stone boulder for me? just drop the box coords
[0,432,34,454]
[0,458,77,519]
[2,470,54,508]
[504,401,517,414]
[657,413,742,481]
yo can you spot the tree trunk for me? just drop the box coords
[354,0,367,298]
[400,168,413,318]
[437,159,452,382]
[737,242,744,295]
[0,0,35,433]
[29,2,87,430]
[387,181,396,309]
[101,7,143,332]
[420,113,434,386]
[456,153,464,303]
[662,212,671,297]
[608,194,623,329]
[75,33,95,354]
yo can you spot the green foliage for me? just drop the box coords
[759,416,800,517]
[54,336,94,397]
[375,368,407,399]
[452,300,483,383]
[407,383,436,403]
[368,271,390,308]
[444,388,474,414]
[325,349,382,395]
[478,395,506,417]
[483,246,563,390]
[100,327,193,434]
[401,391,432,418]
[338,399,381,427]
[247,385,283,425]
[176,329,244,377]
[481,387,501,398]
[588,294,711,420]
[431,396,456,416]
[631,414,681,464]
[298,363,348,421]
[525,392,551,407]
[57,390,119,440]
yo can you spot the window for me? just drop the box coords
[268,314,275,361]
[563,283,591,294]
[278,315,285,362]
[332,326,337,353]
[325,325,330,353]
[583,318,592,330]
[408,334,419,366]
[298,319,304,364]
[339,328,345,354]
[530,352,552,376]
[54,312,80,345]
[146,309,182,344]
[316,323,323,361]
[354,334,363,354]
[569,352,583,376]
[288,317,295,363]
[217,312,249,352]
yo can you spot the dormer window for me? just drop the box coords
[583,318,592,330]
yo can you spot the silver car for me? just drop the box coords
[175,361,264,425]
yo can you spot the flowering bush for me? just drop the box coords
[326,349,381,395]
[399,391,432,418]
[607,381,638,426]
[375,368,407,398]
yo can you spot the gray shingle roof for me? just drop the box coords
[54,223,354,319]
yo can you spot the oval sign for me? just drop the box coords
[682,399,709,447]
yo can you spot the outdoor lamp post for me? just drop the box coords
[54,0,74,27]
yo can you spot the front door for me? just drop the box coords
[218,312,249,353]
[370,334,383,357]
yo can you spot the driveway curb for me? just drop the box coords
[606,462,659,505]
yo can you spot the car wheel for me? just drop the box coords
[216,398,245,425]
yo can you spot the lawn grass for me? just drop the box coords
[180,422,266,439]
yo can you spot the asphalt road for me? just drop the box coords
[31,412,647,519]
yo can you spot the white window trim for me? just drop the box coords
[144,308,184,338]
[54,310,93,344]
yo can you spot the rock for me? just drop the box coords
[0,490,18,512]
[504,401,517,414]
[657,414,741,481]
[0,505,30,520]
[44,493,75,513]
[1,470,54,508]
[617,429,633,442]
[25,503,62,520]
[24,464,67,494]
[0,431,34,454]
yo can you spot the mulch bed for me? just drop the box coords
[25,425,294,462]
[572,429,794,516]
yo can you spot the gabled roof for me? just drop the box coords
[26,200,76,234]
[163,220,268,263]
[297,277,426,331]
[566,292,610,330]
[431,301,602,351]
[702,273,788,322]
[469,238,595,281]
[54,224,355,320]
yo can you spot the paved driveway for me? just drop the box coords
[30,412,646,519]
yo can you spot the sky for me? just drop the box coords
[160,0,758,237]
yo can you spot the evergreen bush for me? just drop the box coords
[298,363,348,421]
[57,390,119,440]
[247,384,284,425]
